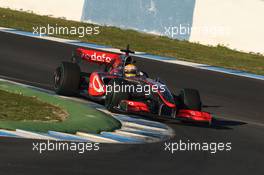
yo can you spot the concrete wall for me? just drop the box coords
[81,0,196,40]
[190,0,264,53]
[0,0,263,53]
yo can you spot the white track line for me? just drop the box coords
[121,121,167,132]
[114,130,159,142]
[76,132,120,143]
[47,131,91,142]
[0,129,45,139]
[15,129,58,140]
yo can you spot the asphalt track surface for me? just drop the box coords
[0,31,264,175]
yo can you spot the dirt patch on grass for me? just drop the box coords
[0,90,68,122]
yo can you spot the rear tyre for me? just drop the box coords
[179,88,202,111]
[54,62,80,96]
[105,79,129,112]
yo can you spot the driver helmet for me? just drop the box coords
[124,64,137,77]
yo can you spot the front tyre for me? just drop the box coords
[179,88,202,111]
[54,62,80,96]
[105,79,129,112]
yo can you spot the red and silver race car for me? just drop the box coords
[54,45,212,124]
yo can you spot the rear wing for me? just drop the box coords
[74,48,121,67]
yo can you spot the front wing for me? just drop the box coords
[118,100,213,124]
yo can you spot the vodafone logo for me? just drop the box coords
[78,48,120,65]
[91,52,112,63]
[91,74,104,93]
[128,102,134,106]
[83,52,112,63]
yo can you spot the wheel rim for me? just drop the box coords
[54,67,63,89]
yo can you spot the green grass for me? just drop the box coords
[0,80,121,133]
[0,89,67,122]
[0,7,264,75]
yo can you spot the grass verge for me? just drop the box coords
[0,89,68,122]
[0,7,263,75]
[0,80,121,133]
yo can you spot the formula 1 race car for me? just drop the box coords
[53,45,212,124]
